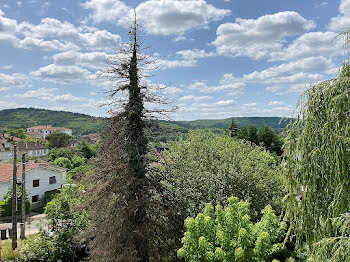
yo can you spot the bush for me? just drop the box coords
[178,197,293,262]
[21,184,87,261]
[47,147,75,162]
[53,157,73,169]
[71,155,87,168]
[67,165,93,179]
[0,201,30,217]
[161,130,284,220]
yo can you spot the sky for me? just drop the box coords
[0,0,349,120]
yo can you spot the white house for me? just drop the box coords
[0,141,49,161]
[26,125,72,138]
[0,163,66,203]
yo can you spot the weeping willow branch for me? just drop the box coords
[285,62,350,256]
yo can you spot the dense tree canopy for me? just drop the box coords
[46,132,72,148]
[160,130,285,220]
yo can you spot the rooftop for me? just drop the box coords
[27,126,71,131]
[0,163,64,182]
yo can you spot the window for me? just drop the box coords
[49,176,56,184]
[32,195,39,202]
[33,179,39,187]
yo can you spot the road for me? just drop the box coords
[0,214,47,239]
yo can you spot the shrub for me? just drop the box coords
[53,157,73,169]
[67,165,93,179]
[161,130,284,220]
[178,197,292,262]
[21,184,87,261]
[47,147,74,162]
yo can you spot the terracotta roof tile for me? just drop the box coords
[0,163,49,182]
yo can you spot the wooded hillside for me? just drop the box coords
[0,108,290,136]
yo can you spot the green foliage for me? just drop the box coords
[0,108,290,139]
[162,130,284,220]
[46,132,72,148]
[229,118,238,137]
[72,155,87,168]
[258,125,284,155]
[21,184,87,261]
[247,124,259,145]
[47,147,75,162]
[8,128,26,139]
[48,147,87,170]
[77,141,97,159]
[286,63,350,252]
[0,201,30,217]
[67,165,93,179]
[237,124,284,155]
[53,157,73,169]
[1,187,30,217]
[178,197,290,262]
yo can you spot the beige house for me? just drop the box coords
[26,125,72,138]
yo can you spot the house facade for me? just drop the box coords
[26,125,72,138]
[0,163,66,203]
[0,141,49,161]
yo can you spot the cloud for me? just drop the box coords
[213,11,315,59]
[243,102,257,107]
[0,12,121,52]
[242,56,334,85]
[0,100,21,109]
[156,49,215,69]
[268,101,284,106]
[0,72,28,90]
[179,95,212,101]
[53,51,109,69]
[1,64,13,70]
[0,9,18,45]
[188,74,245,95]
[82,0,129,23]
[269,31,343,61]
[17,87,96,104]
[161,86,182,95]
[328,0,350,32]
[30,64,92,84]
[120,0,230,36]
[19,18,121,52]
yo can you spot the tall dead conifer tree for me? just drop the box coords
[84,13,179,262]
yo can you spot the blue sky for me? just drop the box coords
[0,0,349,120]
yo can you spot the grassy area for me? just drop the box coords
[0,235,36,261]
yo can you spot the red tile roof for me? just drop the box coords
[0,163,48,182]
[27,126,71,131]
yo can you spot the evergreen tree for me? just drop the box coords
[247,124,259,144]
[84,15,175,261]
[228,118,238,137]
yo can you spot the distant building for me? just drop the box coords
[0,163,66,203]
[26,125,72,138]
[0,141,49,161]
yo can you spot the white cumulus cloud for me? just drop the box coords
[213,11,315,59]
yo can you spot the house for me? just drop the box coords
[0,163,66,203]
[26,125,72,138]
[0,141,49,161]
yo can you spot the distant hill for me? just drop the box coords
[0,108,291,137]
[164,117,290,130]
[0,108,105,136]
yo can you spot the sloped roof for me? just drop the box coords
[0,163,65,183]
[27,126,71,131]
